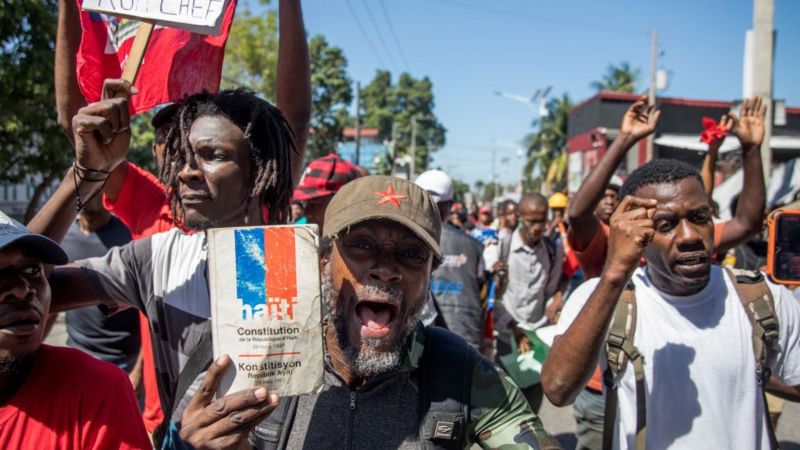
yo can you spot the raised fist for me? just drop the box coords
[604,195,657,280]
[71,79,137,173]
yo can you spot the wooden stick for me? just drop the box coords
[121,20,155,83]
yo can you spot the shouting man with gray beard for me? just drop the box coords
[184,176,561,449]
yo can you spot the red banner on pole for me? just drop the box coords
[76,0,236,115]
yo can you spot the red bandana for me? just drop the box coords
[374,185,407,208]
[700,117,729,145]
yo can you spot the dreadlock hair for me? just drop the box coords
[619,159,702,199]
[160,89,297,226]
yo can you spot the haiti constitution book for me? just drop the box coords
[208,225,324,397]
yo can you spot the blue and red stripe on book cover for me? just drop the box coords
[235,228,298,320]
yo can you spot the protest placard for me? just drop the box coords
[208,225,324,397]
[82,0,230,35]
[76,0,236,113]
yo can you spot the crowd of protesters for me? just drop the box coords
[1,0,799,449]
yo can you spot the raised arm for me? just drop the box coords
[47,264,106,312]
[699,115,734,198]
[543,196,656,406]
[55,0,87,144]
[28,80,135,243]
[715,97,767,255]
[276,0,311,187]
[568,96,660,249]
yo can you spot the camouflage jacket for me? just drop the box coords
[281,324,561,449]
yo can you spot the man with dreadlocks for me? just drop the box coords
[53,0,311,437]
[28,82,296,448]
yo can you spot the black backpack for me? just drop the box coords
[252,326,479,450]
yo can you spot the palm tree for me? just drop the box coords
[474,180,485,197]
[591,62,640,93]
[524,94,572,194]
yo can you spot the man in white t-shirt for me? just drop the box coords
[541,100,800,450]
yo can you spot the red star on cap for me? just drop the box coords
[375,185,407,208]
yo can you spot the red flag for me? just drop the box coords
[76,0,236,115]
[700,116,730,145]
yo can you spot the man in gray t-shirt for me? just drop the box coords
[493,193,564,413]
[61,199,140,372]
[36,86,299,448]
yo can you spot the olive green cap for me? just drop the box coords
[323,175,442,257]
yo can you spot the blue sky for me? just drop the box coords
[299,0,800,185]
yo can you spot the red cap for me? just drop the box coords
[479,205,493,214]
[293,153,365,202]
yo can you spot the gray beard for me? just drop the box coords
[321,265,423,379]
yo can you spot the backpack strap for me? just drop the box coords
[418,326,476,449]
[251,395,299,450]
[603,282,646,450]
[541,236,560,299]
[542,235,556,270]
[499,232,512,263]
[725,267,780,450]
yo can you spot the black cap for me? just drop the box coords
[151,103,178,128]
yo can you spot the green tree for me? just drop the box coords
[0,0,70,220]
[591,62,640,93]
[221,4,279,100]
[128,112,158,174]
[481,181,513,204]
[361,70,446,175]
[307,35,353,160]
[222,4,351,161]
[524,93,572,194]
[451,179,470,203]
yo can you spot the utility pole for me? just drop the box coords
[752,0,774,182]
[516,147,524,193]
[491,144,497,201]
[645,28,658,164]
[410,115,418,180]
[389,121,398,160]
[410,114,434,179]
[354,82,361,166]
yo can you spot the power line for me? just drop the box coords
[360,0,401,72]
[377,0,411,71]
[427,0,648,37]
[344,0,389,69]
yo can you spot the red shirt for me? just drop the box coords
[567,221,611,279]
[103,162,179,239]
[0,345,150,450]
[103,162,176,432]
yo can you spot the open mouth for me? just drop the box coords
[675,254,710,272]
[0,311,42,336]
[355,301,398,338]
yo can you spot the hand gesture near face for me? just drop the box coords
[71,79,137,172]
[731,96,767,149]
[179,355,280,450]
[604,196,657,281]
[620,95,661,141]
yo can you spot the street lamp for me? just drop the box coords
[493,86,552,117]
